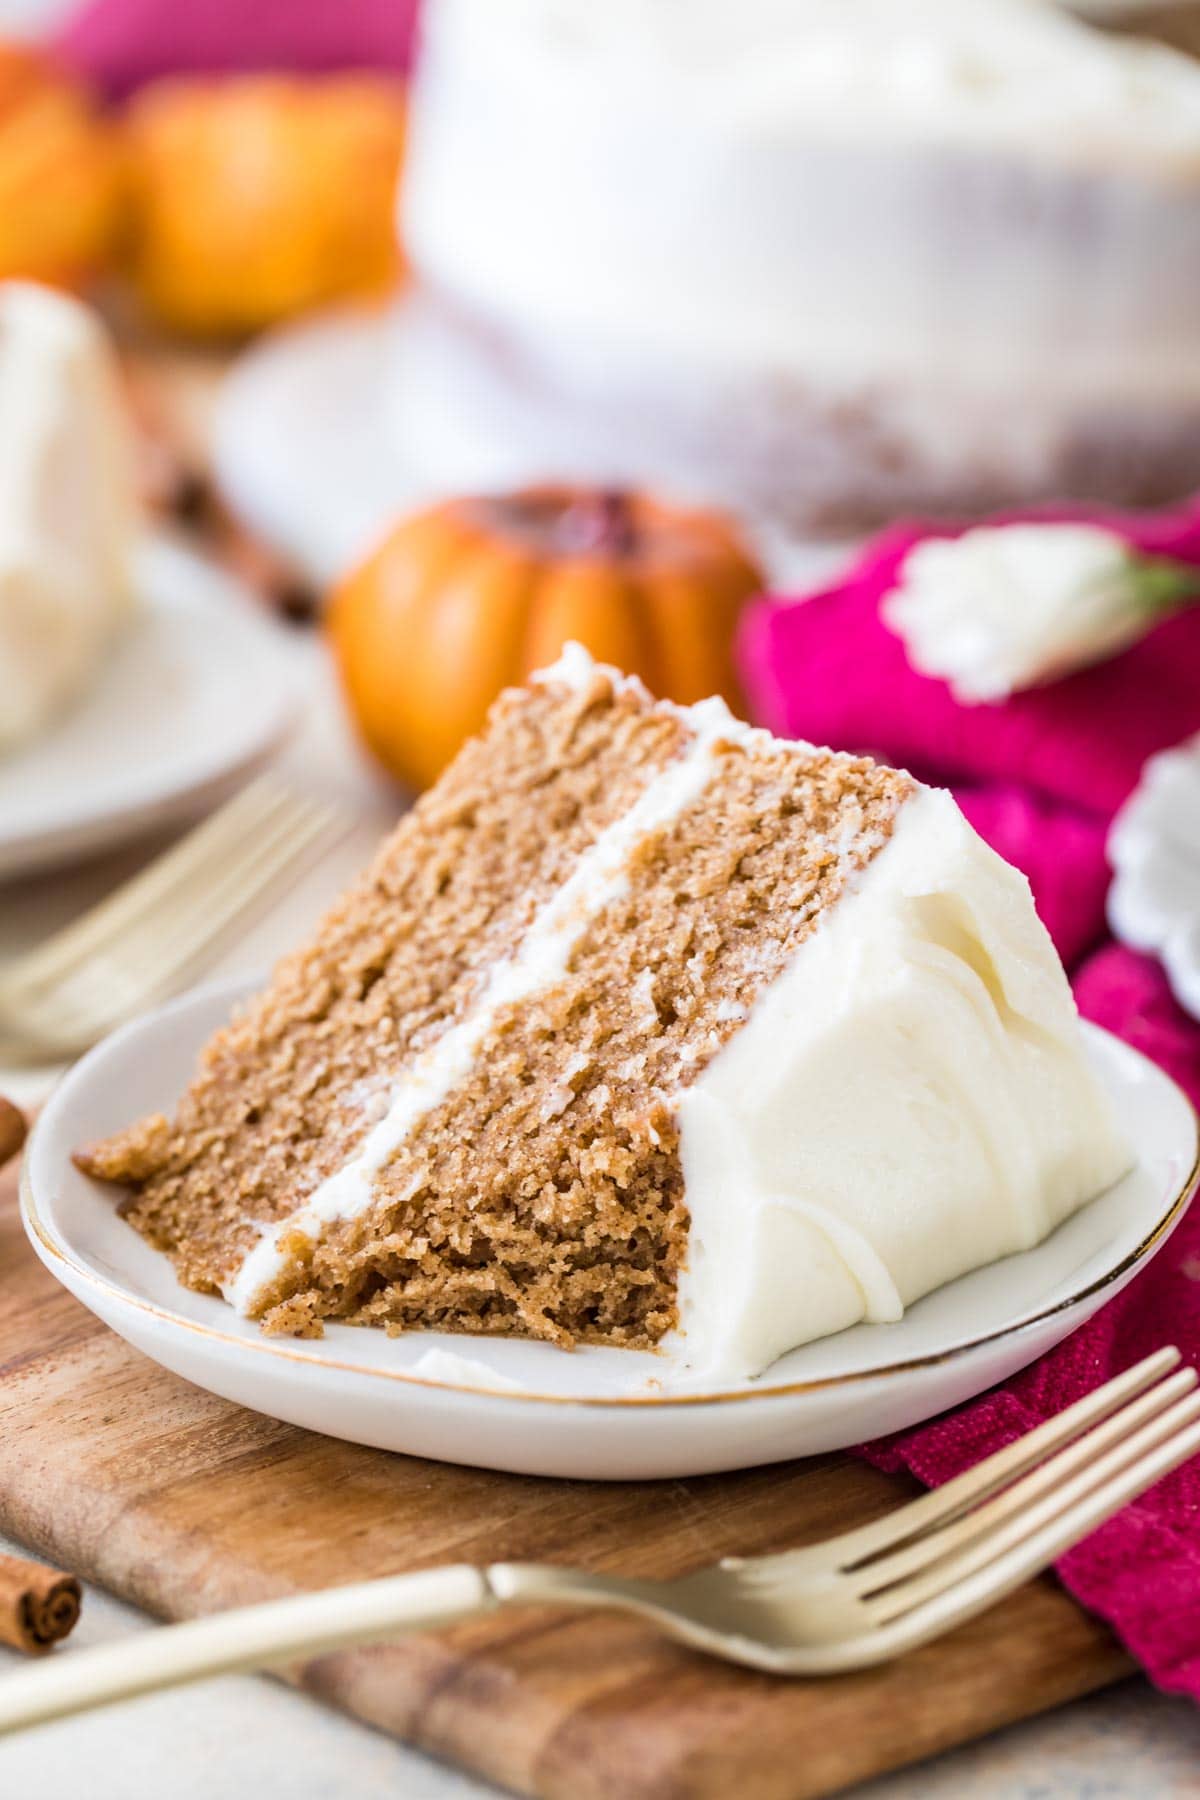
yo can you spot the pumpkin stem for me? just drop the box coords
[561,489,636,558]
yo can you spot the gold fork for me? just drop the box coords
[0,776,340,1062]
[0,1347,1194,1732]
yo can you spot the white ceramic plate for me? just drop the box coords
[214,305,412,586]
[22,980,1198,1480]
[213,303,858,592]
[0,534,299,881]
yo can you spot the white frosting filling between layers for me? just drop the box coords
[0,282,137,751]
[671,787,1131,1382]
[223,657,761,1312]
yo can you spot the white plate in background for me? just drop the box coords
[22,979,1198,1480]
[213,302,859,593]
[0,534,299,881]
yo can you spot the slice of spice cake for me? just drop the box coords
[78,646,1129,1380]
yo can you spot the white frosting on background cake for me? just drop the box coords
[674,786,1130,1380]
[395,0,1200,524]
[405,0,1200,383]
[414,0,1200,163]
[0,283,137,752]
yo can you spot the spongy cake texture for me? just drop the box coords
[78,660,913,1348]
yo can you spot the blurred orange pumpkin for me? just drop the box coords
[122,73,406,337]
[0,46,124,288]
[329,486,764,791]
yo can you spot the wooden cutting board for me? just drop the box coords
[0,1156,1131,1800]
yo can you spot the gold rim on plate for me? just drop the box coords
[21,1015,1200,1404]
[21,1118,1199,1412]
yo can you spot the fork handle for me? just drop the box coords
[0,1564,495,1736]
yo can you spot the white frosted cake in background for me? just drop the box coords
[0,282,137,752]
[394,0,1200,532]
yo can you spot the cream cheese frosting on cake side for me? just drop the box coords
[77,648,1129,1382]
[672,787,1129,1380]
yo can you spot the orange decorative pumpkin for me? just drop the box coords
[0,46,124,289]
[122,73,406,337]
[329,486,764,791]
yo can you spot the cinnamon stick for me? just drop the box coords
[0,1096,26,1169]
[0,1552,81,1654]
[163,470,321,626]
[211,508,322,626]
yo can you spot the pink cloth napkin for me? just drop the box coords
[54,0,421,96]
[742,503,1200,823]
[739,501,1200,1700]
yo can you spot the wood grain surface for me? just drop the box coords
[0,1157,1132,1799]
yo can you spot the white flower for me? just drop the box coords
[1108,734,1200,1024]
[881,522,1195,705]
